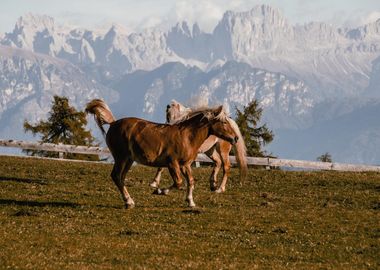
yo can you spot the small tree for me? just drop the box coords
[24,95,99,160]
[317,152,332,163]
[235,100,274,157]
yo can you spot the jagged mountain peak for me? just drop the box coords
[345,18,380,40]
[105,23,130,37]
[1,13,68,54]
[249,4,286,20]
[103,25,118,42]
[220,5,289,26]
[172,21,191,36]
[214,4,293,49]
[192,23,201,36]
[15,13,55,30]
[169,21,205,38]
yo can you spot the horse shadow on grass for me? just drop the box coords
[0,199,125,210]
[0,176,48,185]
[0,199,81,208]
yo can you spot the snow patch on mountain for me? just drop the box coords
[111,61,314,129]
[0,45,118,140]
[2,7,379,97]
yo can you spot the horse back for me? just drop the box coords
[106,117,197,166]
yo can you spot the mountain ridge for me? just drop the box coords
[1,5,379,96]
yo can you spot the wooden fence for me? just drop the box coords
[1,139,380,172]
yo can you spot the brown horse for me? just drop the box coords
[85,99,240,208]
[150,100,247,193]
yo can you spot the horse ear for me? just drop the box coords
[214,105,223,116]
[171,99,179,106]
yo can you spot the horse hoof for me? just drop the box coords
[210,185,217,192]
[188,202,196,208]
[149,182,158,188]
[215,188,225,193]
[152,188,169,195]
[186,198,196,208]
[153,188,162,195]
[125,203,135,209]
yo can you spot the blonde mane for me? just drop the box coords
[167,100,229,125]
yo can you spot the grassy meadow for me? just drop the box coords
[0,155,379,269]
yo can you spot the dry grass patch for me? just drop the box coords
[0,156,379,269]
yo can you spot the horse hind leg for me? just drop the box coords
[205,147,222,192]
[160,162,183,195]
[168,161,184,189]
[111,159,135,209]
[215,142,232,193]
[150,167,164,188]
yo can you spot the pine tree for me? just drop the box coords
[24,96,99,160]
[235,100,274,157]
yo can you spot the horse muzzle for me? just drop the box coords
[230,136,239,145]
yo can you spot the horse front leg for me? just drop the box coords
[111,159,135,208]
[150,167,164,188]
[181,164,196,207]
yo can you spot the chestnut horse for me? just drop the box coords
[85,99,240,208]
[150,100,247,193]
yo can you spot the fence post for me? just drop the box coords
[266,157,270,170]
[58,143,63,159]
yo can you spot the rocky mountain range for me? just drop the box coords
[0,5,379,164]
[0,45,117,140]
[110,61,314,130]
[2,6,379,97]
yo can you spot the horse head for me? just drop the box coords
[207,106,239,145]
[166,100,191,124]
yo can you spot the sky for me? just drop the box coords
[1,0,380,33]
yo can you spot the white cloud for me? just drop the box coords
[361,11,380,25]
[138,16,165,30]
[159,0,223,32]
[342,10,380,28]
[142,0,263,33]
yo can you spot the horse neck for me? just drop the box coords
[182,118,211,149]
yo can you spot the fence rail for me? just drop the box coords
[1,139,380,172]
[0,139,109,155]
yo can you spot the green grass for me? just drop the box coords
[0,156,379,269]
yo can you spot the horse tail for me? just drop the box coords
[85,99,116,137]
[228,118,248,183]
